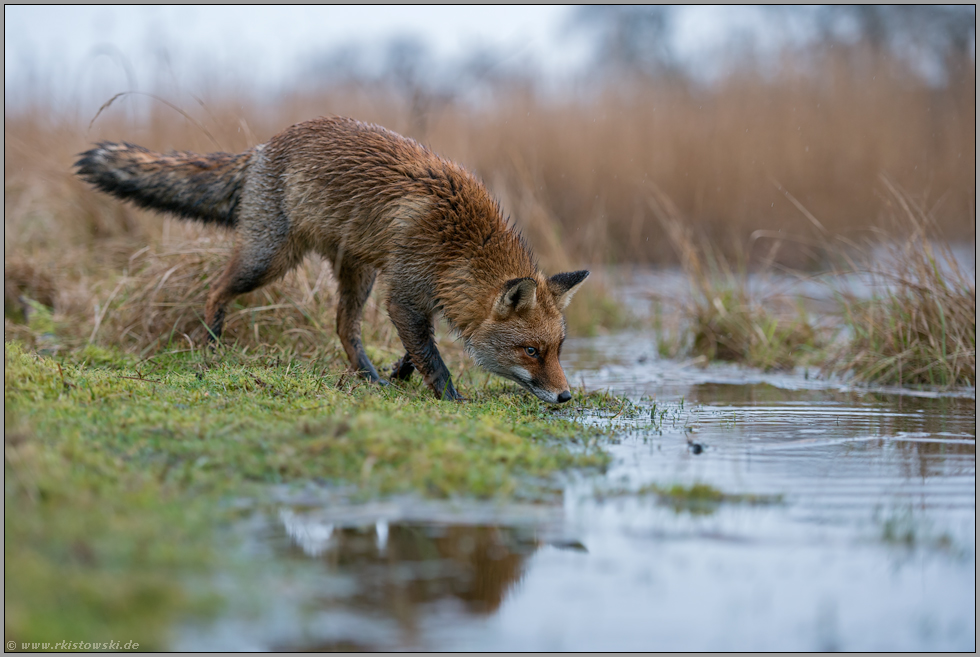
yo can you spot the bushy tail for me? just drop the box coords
[75,142,253,228]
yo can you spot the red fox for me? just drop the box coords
[75,116,588,402]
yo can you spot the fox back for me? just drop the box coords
[76,116,589,402]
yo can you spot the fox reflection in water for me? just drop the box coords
[280,515,538,618]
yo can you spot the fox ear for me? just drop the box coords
[548,270,590,310]
[494,277,538,318]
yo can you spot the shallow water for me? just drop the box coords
[178,333,976,651]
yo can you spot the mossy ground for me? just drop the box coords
[4,340,613,648]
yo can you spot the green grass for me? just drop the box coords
[638,482,783,515]
[595,481,782,515]
[685,287,824,371]
[833,283,975,388]
[649,184,974,388]
[4,340,613,647]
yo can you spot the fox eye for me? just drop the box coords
[524,346,538,357]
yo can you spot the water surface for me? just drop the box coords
[178,331,975,651]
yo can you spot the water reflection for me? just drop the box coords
[275,511,538,646]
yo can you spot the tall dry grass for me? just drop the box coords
[3,45,974,363]
[6,46,975,265]
[824,179,976,388]
[645,179,975,387]
[432,48,975,265]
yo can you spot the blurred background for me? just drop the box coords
[4,5,976,271]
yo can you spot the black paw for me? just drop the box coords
[438,386,466,402]
[390,353,416,381]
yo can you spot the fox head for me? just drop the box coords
[468,270,590,404]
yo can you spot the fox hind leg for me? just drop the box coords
[205,252,264,343]
[204,235,300,344]
[334,260,385,383]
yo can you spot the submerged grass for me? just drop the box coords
[594,481,782,516]
[4,339,613,645]
[639,482,783,515]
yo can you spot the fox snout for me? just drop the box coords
[525,361,573,404]
[500,365,572,404]
[531,386,573,404]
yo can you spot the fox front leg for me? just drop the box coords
[390,351,416,381]
[386,300,463,401]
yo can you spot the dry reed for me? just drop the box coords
[824,179,976,388]
[6,46,974,267]
[3,44,974,375]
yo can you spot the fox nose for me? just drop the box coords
[556,390,572,404]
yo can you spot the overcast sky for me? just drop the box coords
[12,5,961,107]
[5,6,594,99]
[6,6,799,100]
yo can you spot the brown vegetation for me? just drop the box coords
[7,47,975,264]
[646,179,974,388]
[3,45,974,373]
[649,190,830,371]
[824,180,976,387]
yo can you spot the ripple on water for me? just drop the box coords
[177,337,975,651]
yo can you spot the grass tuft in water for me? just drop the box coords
[648,192,829,371]
[877,506,962,556]
[594,481,782,515]
[825,180,975,388]
[638,482,783,515]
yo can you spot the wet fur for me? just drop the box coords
[75,116,588,402]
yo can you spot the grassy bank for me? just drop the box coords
[4,340,612,646]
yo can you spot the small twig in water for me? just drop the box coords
[610,397,629,419]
